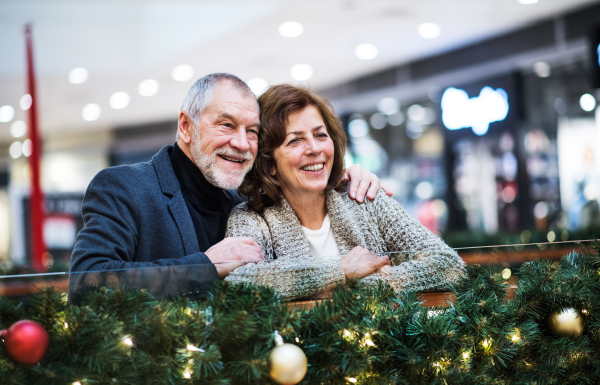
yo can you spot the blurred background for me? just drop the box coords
[1,0,600,274]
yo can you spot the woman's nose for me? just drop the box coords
[304,139,322,155]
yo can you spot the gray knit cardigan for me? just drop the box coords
[224,189,466,300]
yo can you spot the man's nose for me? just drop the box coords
[230,129,250,152]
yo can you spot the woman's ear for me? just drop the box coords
[269,165,276,176]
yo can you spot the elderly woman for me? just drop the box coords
[224,84,465,300]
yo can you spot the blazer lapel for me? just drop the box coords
[152,145,200,255]
[168,192,200,255]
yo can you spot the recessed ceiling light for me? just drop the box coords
[580,93,597,112]
[138,79,159,96]
[22,139,32,157]
[109,92,130,109]
[355,44,378,60]
[517,0,538,4]
[418,23,441,39]
[9,141,22,159]
[20,94,32,110]
[82,103,101,121]
[247,78,269,96]
[290,64,313,81]
[279,22,303,37]
[69,68,89,84]
[533,62,551,78]
[0,105,15,122]
[171,65,195,82]
[11,121,27,138]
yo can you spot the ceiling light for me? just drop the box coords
[11,121,27,137]
[82,103,101,121]
[580,93,597,112]
[0,105,15,122]
[171,65,195,82]
[355,44,378,60]
[517,0,538,4]
[377,97,400,115]
[138,79,159,96]
[348,119,369,138]
[279,22,303,37]
[418,23,441,39]
[290,64,313,81]
[22,139,32,157]
[109,92,130,109]
[69,68,89,84]
[533,62,551,78]
[247,78,269,96]
[9,141,22,159]
[20,94,32,110]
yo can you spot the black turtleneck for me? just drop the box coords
[169,143,234,252]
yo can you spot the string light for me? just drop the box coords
[183,370,192,379]
[186,344,205,352]
[123,337,133,346]
[64,323,69,329]
[511,334,520,342]
[347,378,358,383]
[463,351,470,359]
[364,338,375,347]
[482,339,491,347]
[295,337,300,343]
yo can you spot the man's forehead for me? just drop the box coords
[210,82,259,115]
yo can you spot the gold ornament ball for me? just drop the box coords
[547,308,584,337]
[269,343,307,385]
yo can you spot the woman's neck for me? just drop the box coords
[282,189,327,230]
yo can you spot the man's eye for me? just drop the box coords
[223,123,233,128]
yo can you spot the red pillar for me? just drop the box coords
[25,24,47,272]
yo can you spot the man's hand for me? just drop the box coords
[205,237,265,279]
[344,164,392,203]
[338,246,390,280]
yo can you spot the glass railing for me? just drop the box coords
[0,240,595,302]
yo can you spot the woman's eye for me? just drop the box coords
[288,138,299,145]
[317,133,328,138]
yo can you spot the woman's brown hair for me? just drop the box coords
[238,84,348,212]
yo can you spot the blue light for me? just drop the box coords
[441,86,509,136]
[597,43,600,67]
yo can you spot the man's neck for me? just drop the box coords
[282,189,327,230]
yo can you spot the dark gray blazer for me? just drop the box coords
[69,145,240,299]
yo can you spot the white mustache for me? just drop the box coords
[214,147,253,161]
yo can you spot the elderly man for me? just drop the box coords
[69,73,388,296]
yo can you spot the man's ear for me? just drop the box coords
[178,112,193,144]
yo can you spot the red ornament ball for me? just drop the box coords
[1,320,49,365]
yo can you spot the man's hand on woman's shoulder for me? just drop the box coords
[343,164,393,203]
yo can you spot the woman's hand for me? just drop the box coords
[338,246,390,280]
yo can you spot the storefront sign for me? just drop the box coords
[441,86,509,136]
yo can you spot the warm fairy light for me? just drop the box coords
[511,334,520,342]
[123,337,133,346]
[372,314,376,319]
[364,338,375,347]
[64,323,69,329]
[73,382,81,385]
[295,337,300,343]
[482,339,491,347]
[463,351,469,359]
[344,330,350,337]
[348,378,358,383]
[183,370,192,379]
[186,344,205,352]
[582,309,588,314]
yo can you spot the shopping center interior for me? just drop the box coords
[1,0,599,277]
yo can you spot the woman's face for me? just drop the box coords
[271,105,335,197]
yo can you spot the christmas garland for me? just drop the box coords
[0,241,599,384]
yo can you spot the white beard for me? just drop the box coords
[190,128,254,190]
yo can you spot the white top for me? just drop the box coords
[301,214,340,260]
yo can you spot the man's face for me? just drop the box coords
[189,81,260,189]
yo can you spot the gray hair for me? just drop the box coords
[177,73,255,141]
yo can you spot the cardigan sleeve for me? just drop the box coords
[360,190,466,293]
[224,204,346,300]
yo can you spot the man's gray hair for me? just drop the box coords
[177,73,255,140]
